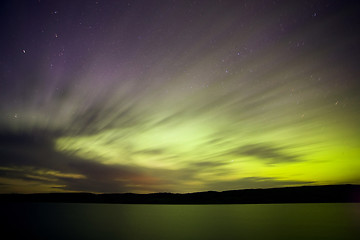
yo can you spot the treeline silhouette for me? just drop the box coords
[1,185,359,204]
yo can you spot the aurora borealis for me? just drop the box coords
[0,0,359,194]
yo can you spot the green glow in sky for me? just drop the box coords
[0,1,359,193]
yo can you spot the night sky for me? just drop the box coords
[0,0,359,194]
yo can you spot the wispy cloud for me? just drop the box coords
[229,143,301,164]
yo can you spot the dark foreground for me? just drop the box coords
[1,184,360,204]
[2,203,360,240]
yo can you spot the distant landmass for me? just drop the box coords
[1,185,360,204]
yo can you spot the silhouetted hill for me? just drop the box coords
[1,185,359,204]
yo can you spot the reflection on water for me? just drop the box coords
[2,203,360,240]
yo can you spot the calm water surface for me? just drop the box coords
[3,203,360,240]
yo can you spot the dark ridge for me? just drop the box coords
[1,185,359,204]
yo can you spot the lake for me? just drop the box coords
[2,203,360,240]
